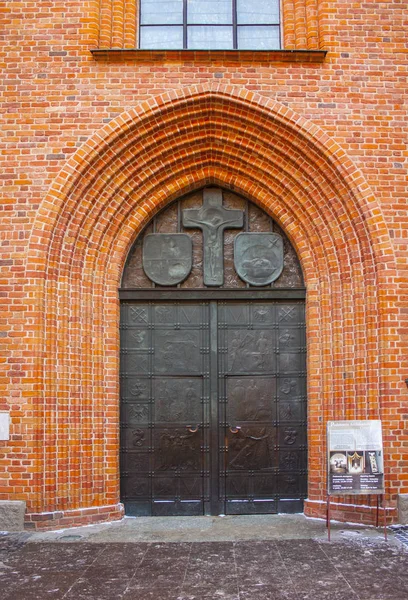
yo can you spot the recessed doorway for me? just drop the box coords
[120,188,307,516]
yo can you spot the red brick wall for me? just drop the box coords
[0,0,407,529]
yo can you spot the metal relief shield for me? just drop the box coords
[143,234,192,286]
[234,233,284,286]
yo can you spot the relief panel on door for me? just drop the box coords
[120,302,210,516]
[218,302,306,515]
[121,300,306,516]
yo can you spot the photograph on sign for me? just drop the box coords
[327,421,384,495]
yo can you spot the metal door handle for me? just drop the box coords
[229,425,242,434]
[186,425,200,433]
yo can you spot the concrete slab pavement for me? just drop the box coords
[1,516,407,599]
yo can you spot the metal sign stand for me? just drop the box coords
[326,494,388,541]
[326,420,387,542]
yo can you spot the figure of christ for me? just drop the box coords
[182,189,243,286]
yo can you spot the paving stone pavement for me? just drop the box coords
[1,534,408,600]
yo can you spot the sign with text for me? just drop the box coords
[327,420,384,495]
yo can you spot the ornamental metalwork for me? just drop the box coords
[143,233,192,285]
[182,188,243,286]
[234,232,284,286]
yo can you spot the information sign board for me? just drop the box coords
[327,420,384,495]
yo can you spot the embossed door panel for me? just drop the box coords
[121,300,306,516]
[153,330,202,375]
[218,301,307,515]
[226,378,277,422]
[121,302,210,516]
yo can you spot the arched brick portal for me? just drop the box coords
[25,84,396,529]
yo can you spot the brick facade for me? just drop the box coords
[1,1,407,529]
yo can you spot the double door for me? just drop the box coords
[120,299,307,516]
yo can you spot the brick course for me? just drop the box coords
[0,0,407,529]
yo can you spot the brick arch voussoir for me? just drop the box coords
[36,89,380,338]
[29,83,393,280]
[56,123,365,295]
[69,108,365,257]
[56,148,372,321]
[71,153,341,299]
[93,164,330,288]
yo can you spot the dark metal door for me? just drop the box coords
[120,300,306,516]
[120,302,211,516]
[218,301,307,514]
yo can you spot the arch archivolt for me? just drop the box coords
[27,83,395,518]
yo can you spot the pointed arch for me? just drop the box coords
[25,83,396,526]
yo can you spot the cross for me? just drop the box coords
[182,189,244,286]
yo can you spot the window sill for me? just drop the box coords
[90,49,327,63]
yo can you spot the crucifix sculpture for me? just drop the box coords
[182,188,244,286]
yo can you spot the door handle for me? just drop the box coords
[229,425,242,434]
[186,424,200,433]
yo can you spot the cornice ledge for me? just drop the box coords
[90,48,327,64]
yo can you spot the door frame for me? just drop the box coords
[120,290,306,302]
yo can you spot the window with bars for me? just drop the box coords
[139,0,281,50]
